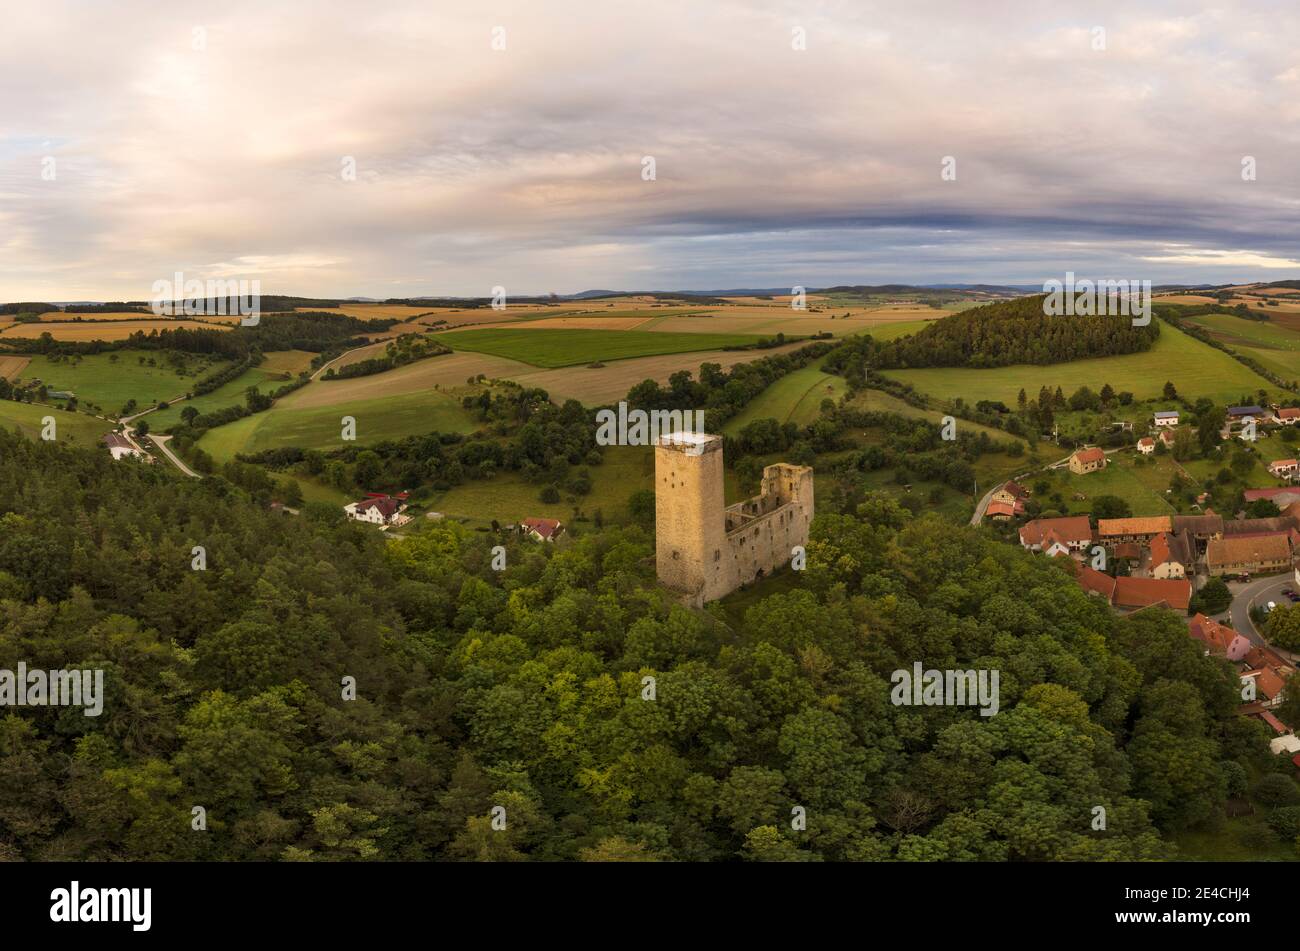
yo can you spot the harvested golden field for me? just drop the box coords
[505,339,812,404]
[284,351,530,409]
[505,315,655,331]
[0,356,31,380]
[0,319,231,340]
[260,349,317,375]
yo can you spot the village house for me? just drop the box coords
[1244,487,1300,509]
[1269,458,1299,480]
[343,493,409,527]
[1019,516,1093,554]
[1187,614,1251,661]
[1205,532,1292,576]
[522,516,564,542]
[1074,566,1191,614]
[102,432,142,461]
[1158,428,1177,448]
[1149,530,1195,579]
[984,500,1018,521]
[1097,516,1172,545]
[1273,406,1300,426]
[1136,437,1155,455]
[1228,405,1266,423]
[1067,446,1107,474]
[1243,664,1288,708]
[990,480,1029,508]
[1172,513,1225,548]
[1153,410,1179,427]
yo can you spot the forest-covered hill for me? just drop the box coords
[872,295,1160,369]
[0,429,1262,860]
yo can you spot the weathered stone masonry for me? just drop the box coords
[655,431,813,606]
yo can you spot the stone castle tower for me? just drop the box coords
[655,431,814,607]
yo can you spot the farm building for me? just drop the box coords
[1153,411,1179,427]
[1019,516,1093,553]
[1068,446,1106,474]
[102,432,141,461]
[1205,533,1292,576]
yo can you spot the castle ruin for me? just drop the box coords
[655,431,814,606]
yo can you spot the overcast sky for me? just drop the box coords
[1,0,1297,300]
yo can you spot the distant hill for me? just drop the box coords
[870,294,1160,369]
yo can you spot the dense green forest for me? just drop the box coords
[868,295,1160,368]
[0,427,1266,860]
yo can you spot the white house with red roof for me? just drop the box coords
[1269,458,1299,479]
[344,492,409,526]
[522,517,564,542]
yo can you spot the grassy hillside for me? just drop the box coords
[0,402,109,447]
[196,389,480,461]
[1184,312,1300,381]
[882,321,1277,406]
[723,359,848,435]
[21,351,231,412]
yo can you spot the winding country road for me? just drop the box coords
[148,433,202,479]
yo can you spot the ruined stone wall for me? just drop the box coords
[656,434,813,606]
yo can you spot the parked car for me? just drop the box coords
[1267,601,1278,613]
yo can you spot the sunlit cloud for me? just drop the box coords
[0,0,1297,300]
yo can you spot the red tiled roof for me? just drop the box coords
[523,517,563,540]
[1000,480,1029,499]
[1073,447,1105,464]
[986,500,1016,518]
[1188,613,1247,656]
[1278,407,1300,420]
[1076,566,1116,600]
[1098,516,1172,537]
[1245,645,1293,673]
[1259,710,1290,735]
[357,496,401,518]
[1246,666,1286,701]
[1113,576,1191,611]
[1020,516,1093,548]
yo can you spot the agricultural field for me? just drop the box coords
[19,351,232,413]
[882,322,1278,407]
[436,327,774,368]
[0,356,31,380]
[289,352,524,408]
[195,389,480,461]
[259,350,316,375]
[0,401,109,447]
[149,364,295,429]
[503,340,812,405]
[723,359,848,434]
[428,445,652,528]
[0,319,229,340]
[1183,312,1300,381]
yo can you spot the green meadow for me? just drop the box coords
[196,389,480,462]
[723,359,848,435]
[880,323,1277,407]
[429,444,652,527]
[21,351,230,412]
[438,328,773,368]
[0,401,108,447]
[151,364,292,428]
[1185,312,1300,382]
